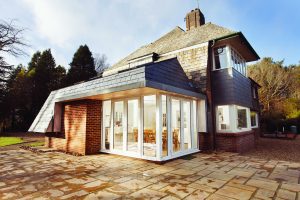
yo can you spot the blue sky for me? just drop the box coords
[0,0,299,69]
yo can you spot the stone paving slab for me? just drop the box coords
[0,150,300,199]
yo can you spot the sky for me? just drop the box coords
[0,0,300,69]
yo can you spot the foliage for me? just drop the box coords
[66,45,97,86]
[0,137,23,147]
[248,58,300,132]
[27,141,44,147]
[0,20,27,84]
[94,53,109,75]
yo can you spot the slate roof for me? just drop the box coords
[29,58,204,133]
[105,23,236,73]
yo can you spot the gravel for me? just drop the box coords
[242,135,300,162]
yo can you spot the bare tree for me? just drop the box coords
[94,53,109,75]
[0,20,28,83]
[248,58,293,113]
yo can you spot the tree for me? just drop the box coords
[94,53,109,75]
[66,45,97,86]
[248,58,293,114]
[0,20,27,83]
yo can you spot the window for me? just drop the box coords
[217,106,231,131]
[183,101,192,150]
[113,101,124,150]
[251,112,258,127]
[237,107,247,129]
[231,48,246,76]
[127,99,139,152]
[162,95,168,157]
[252,87,257,99]
[172,99,181,153]
[216,105,251,132]
[192,100,197,148]
[143,95,156,157]
[214,46,229,70]
[103,100,111,150]
[213,46,247,77]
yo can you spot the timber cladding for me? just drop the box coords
[45,100,102,155]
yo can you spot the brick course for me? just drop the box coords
[215,131,255,153]
[45,100,102,155]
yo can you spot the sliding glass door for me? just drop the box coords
[127,99,139,152]
[143,95,156,157]
[113,101,124,150]
[172,99,181,153]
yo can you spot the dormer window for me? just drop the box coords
[213,45,247,76]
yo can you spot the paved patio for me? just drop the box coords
[0,150,300,200]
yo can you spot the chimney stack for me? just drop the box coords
[185,8,205,31]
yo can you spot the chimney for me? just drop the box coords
[185,8,205,31]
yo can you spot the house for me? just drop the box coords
[29,8,260,161]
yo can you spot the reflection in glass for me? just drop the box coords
[192,100,197,148]
[183,101,191,150]
[127,99,139,152]
[162,95,168,157]
[103,101,111,150]
[113,101,123,150]
[172,99,181,153]
[237,108,247,129]
[143,95,156,157]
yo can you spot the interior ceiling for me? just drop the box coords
[61,87,199,102]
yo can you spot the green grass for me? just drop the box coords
[27,141,45,147]
[0,137,24,147]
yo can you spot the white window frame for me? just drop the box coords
[100,93,202,161]
[212,45,247,77]
[216,104,251,133]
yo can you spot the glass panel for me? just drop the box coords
[143,95,156,157]
[113,101,123,150]
[127,99,139,152]
[251,112,257,127]
[183,101,191,150]
[192,100,197,148]
[172,99,181,153]
[162,95,168,157]
[237,108,247,129]
[214,46,228,69]
[217,106,230,131]
[103,100,111,150]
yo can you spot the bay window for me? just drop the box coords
[213,45,247,76]
[216,105,251,132]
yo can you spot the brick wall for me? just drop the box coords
[215,131,255,153]
[45,100,102,155]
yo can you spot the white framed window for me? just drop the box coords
[216,105,251,133]
[250,111,258,128]
[213,45,247,76]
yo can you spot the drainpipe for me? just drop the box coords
[208,40,217,151]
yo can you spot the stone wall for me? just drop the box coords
[160,44,209,92]
[45,100,102,155]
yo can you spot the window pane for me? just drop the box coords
[237,108,247,129]
[114,101,123,150]
[127,99,139,152]
[162,95,168,157]
[217,106,230,131]
[172,99,181,153]
[183,101,191,150]
[103,100,111,150]
[192,100,197,148]
[143,95,156,157]
[214,46,228,69]
[251,112,257,127]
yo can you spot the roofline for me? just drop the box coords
[212,32,260,60]
[248,77,262,88]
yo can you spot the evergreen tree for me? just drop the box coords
[66,45,97,86]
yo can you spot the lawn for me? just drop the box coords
[0,137,24,147]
